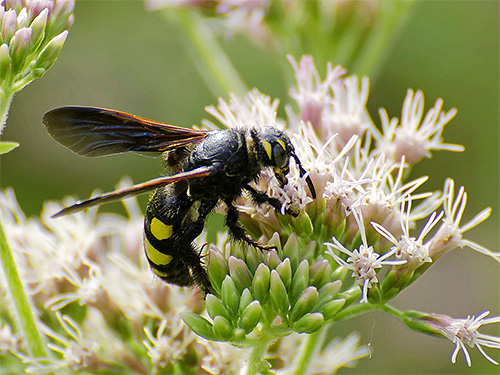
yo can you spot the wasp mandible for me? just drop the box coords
[43,107,316,294]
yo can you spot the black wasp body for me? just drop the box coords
[43,107,316,294]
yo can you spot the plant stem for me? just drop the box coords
[244,334,272,375]
[292,326,327,375]
[163,9,248,100]
[0,219,48,358]
[0,89,15,135]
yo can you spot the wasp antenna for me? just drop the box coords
[292,154,316,199]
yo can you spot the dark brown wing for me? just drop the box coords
[43,106,207,156]
[52,166,213,217]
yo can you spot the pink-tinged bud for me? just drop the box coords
[8,27,31,73]
[16,7,28,28]
[29,0,54,20]
[2,9,18,42]
[32,29,68,72]
[29,8,48,51]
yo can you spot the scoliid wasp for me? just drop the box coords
[43,106,316,294]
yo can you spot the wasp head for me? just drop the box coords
[253,127,316,199]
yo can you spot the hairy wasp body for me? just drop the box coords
[43,107,316,294]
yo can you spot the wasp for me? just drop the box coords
[43,107,316,294]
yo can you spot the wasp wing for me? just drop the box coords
[43,106,207,156]
[52,166,212,218]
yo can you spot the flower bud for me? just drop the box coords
[206,294,231,323]
[290,286,318,322]
[31,30,68,72]
[29,8,48,51]
[228,256,252,291]
[181,312,216,341]
[276,258,292,290]
[2,10,17,42]
[310,259,332,288]
[9,27,31,73]
[0,43,12,81]
[293,312,324,334]
[212,315,233,340]
[320,298,345,320]
[239,300,262,333]
[282,232,299,268]
[207,247,229,294]
[16,8,28,28]
[252,263,270,303]
[221,276,240,316]
[290,259,309,304]
[238,288,253,313]
[270,270,289,316]
[265,250,281,269]
[295,211,314,237]
[316,280,342,309]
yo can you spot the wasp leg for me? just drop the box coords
[224,201,277,251]
[179,199,218,294]
[243,184,299,217]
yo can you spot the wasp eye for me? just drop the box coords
[272,143,288,168]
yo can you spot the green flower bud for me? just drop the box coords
[9,27,31,73]
[29,8,48,52]
[31,30,68,72]
[233,328,247,341]
[282,232,299,269]
[276,258,292,290]
[228,256,253,291]
[295,211,313,237]
[221,276,240,316]
[293,312,324,334]
[239,288,253,313]
[290,259,310,304]
[252,263,271,303]
[310,259,332,288]
[239,300,262,333]
[0,43,12,81]
[265,250,281,269]
[316,280,342,309]
[290,286,318,322]
[207,247,228,294]
[181,312,216,341]
[212,315,233,340]
[206,294,231,323]
[320,298,345,320]
[244,244,265,273]
[270,270,289,316]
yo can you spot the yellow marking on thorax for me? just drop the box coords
[262,141,273,160]
[277,139,286,151]
[150,217,173,240]
[144,238,173,266]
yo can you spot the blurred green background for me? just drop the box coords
[1,1,498,373]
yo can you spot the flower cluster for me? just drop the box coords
[0,0,73,129]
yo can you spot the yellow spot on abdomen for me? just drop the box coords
[144,238,173,266]
[150,217,173,240]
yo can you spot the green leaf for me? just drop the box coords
[0,141,19,154]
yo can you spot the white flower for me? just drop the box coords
[371,197,443,265]
[325,209,406,303]
[439,311,500,366]
[429,179,498,262]
[373,89,463,164]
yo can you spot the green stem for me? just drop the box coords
[163,10,248,100]
[0,219,48,358]
[0,89,15,135]
[292,326,327,375]
[352,0,416,79]
[244,334,272,375]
